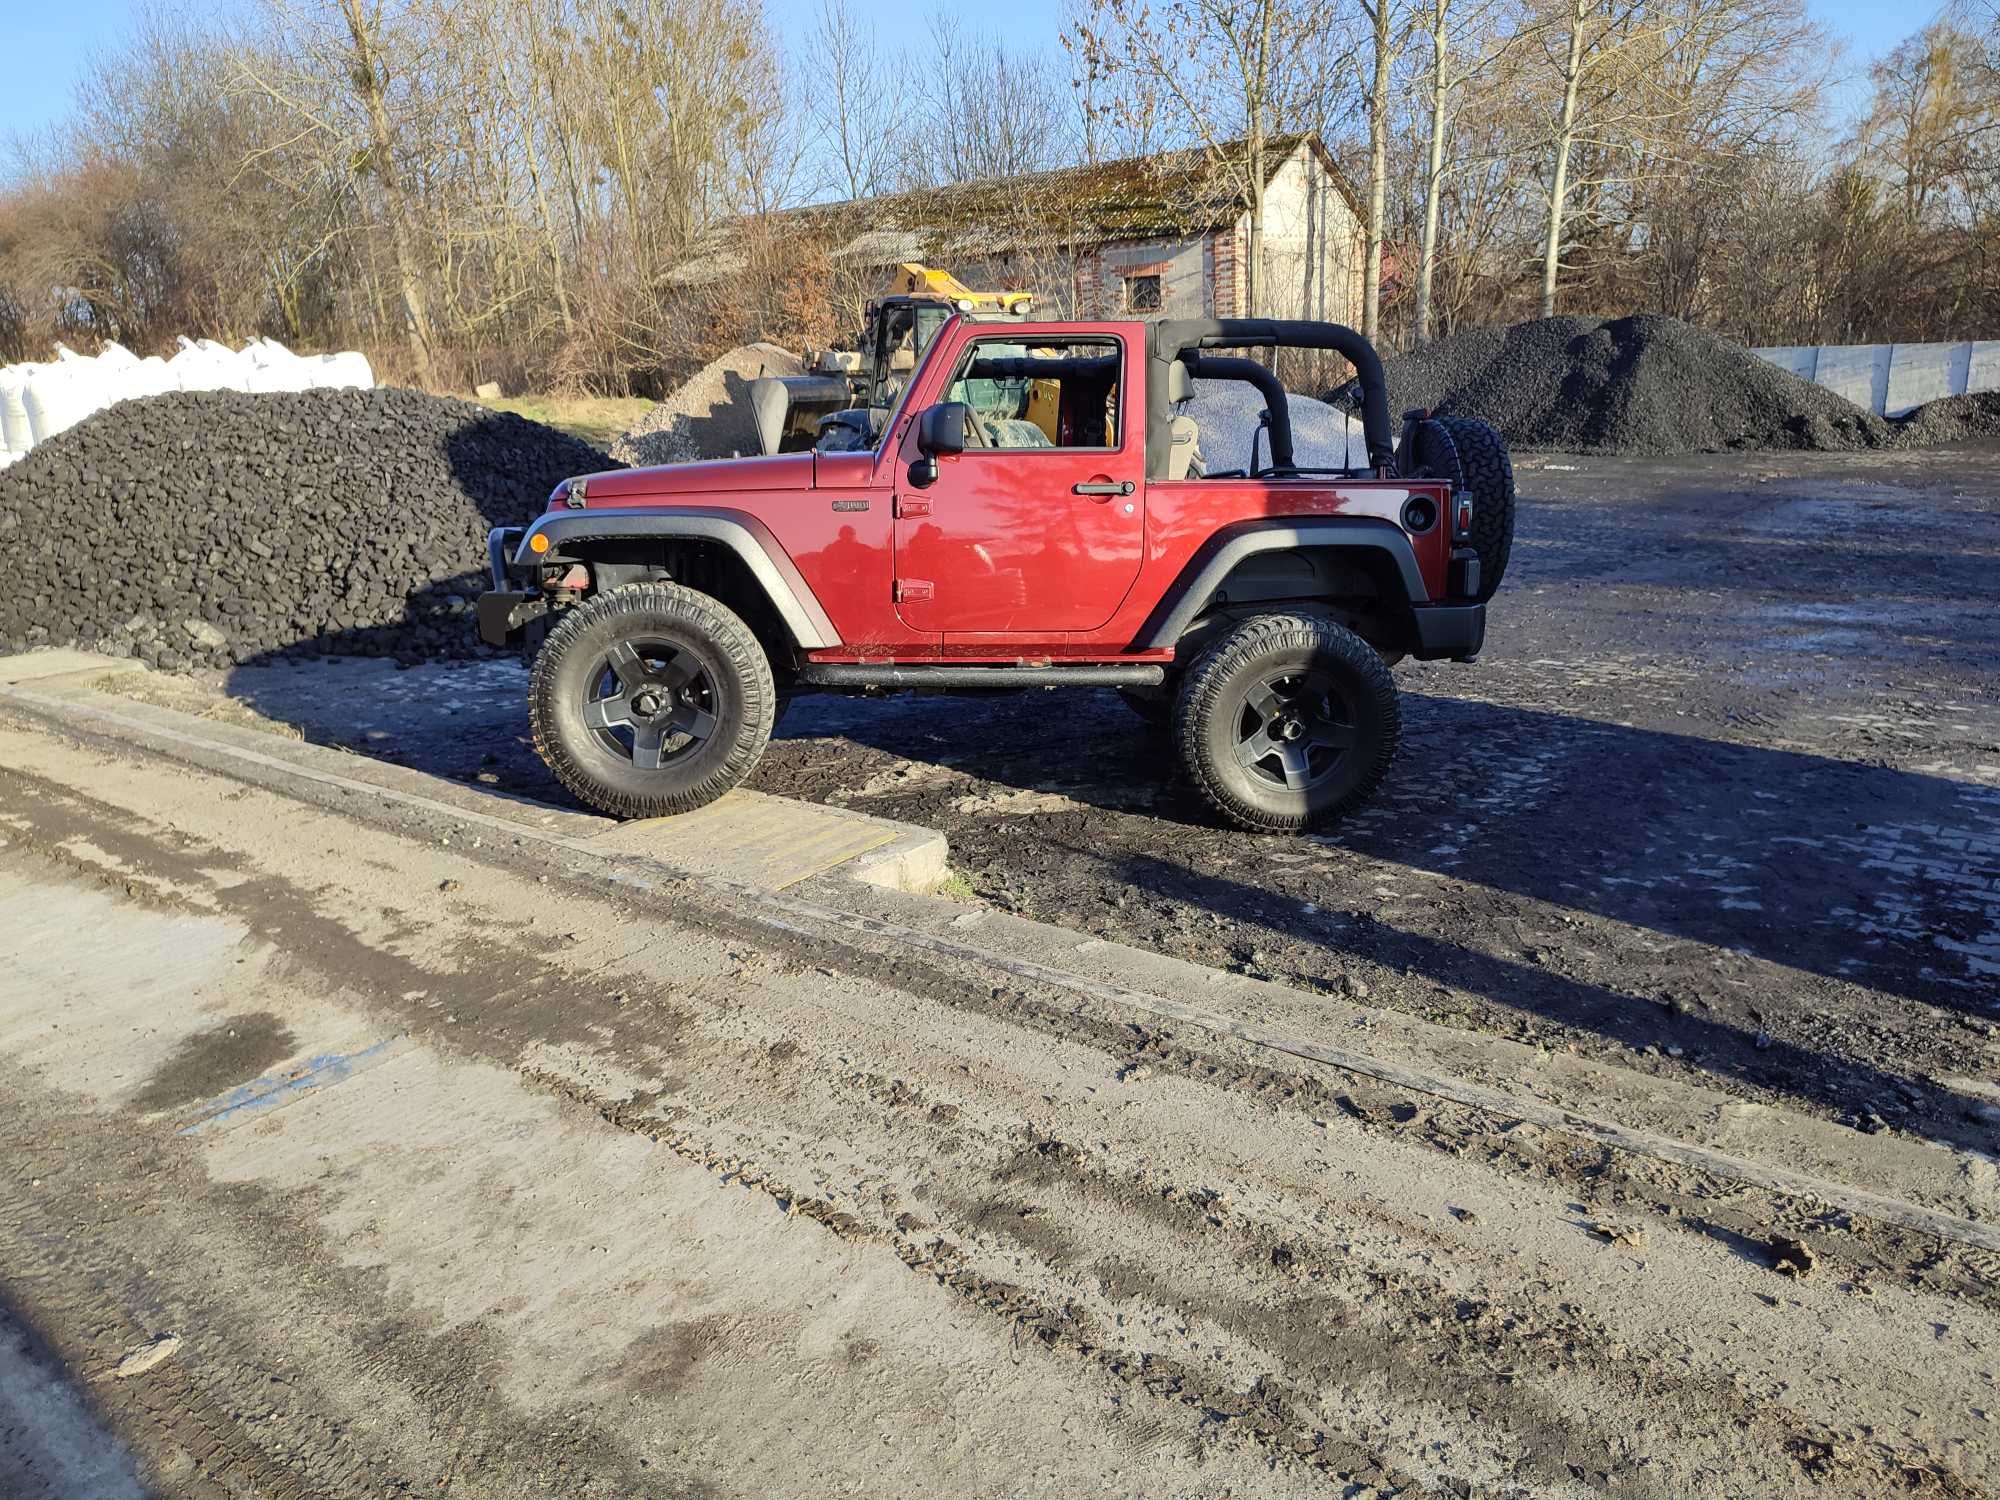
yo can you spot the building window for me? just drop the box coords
[1123,273,1162,312]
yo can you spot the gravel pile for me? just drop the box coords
[613,342,803,467]
[1336,315,1901,455]
[1336,314,2000,456]
[1891,389,2000,446]
[0,387,612,670]
[1182,379,1365,471]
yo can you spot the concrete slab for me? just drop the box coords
[1886,340,1972,417]
[1813,342,1892,413]
[1751,344,1816,379]
[1969,339,2000,396]
[587,788,946,892]
[0,657,948,895]
[0,649,141,685]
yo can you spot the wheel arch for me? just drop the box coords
[515,509,840,651]
[1139,520,1428,652]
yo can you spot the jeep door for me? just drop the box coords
[891,331,1144,635]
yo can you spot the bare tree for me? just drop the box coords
[910,19,1069,186]
[338,0,437,384]
[1355,0,1411,339]
[806,0,900,199]
[1411,0,1538,343]
[1074,0,1284,316]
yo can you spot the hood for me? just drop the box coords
[560,452,815,504]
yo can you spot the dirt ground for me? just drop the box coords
[1,708,1995,1500]
[211,443,2000,1147]
[2,441,1996,1497]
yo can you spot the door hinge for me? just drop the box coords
[896,494,932,518]
[894,579,934,603]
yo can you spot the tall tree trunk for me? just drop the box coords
[1414,0,1450,346]
[341,0,436,388]
[1540,0,1588,319]
[1363,0,1394,341]
[1247,140,1265,319]
[1242,0,1276,319]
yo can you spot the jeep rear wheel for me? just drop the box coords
[530,582,776,819]
[1173,614,1398,833]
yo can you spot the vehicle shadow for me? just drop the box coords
[794,685,2000,1015]
[0,1280,147,1495]
[1098,845,1997,1156]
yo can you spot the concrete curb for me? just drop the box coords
[0,652,948,895]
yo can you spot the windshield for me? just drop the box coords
[871,312,959,456]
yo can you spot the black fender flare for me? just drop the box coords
[1138,518,1428,650]
[510,508,841,649]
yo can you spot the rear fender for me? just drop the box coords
[1138,519,1427,650]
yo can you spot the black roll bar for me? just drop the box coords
[1145,317,1396,479]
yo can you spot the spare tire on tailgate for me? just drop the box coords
[1401,416,1514,601]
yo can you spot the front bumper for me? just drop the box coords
[476,526,542,647]
[1411,602,1485,662]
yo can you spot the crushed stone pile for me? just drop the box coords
[0,387,613,671]
[613,342,803,467]
[1338,315,2000,455]
[1890,389,2000,447]
[1182,379,1366,472]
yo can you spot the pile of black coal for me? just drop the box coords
[1337,314,1998,455]
[0,388,613,670]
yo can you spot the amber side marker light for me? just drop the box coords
[528,533,552,554]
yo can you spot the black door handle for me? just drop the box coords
[1073,481,1135,496]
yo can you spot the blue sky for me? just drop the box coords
[0,0,1945,146]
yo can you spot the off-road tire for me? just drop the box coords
[1174,613,1399,833]
[530,582,776,819]
[1406,415,1515,601]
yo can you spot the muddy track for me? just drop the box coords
[2,737,1993,1497]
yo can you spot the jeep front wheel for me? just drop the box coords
[1173,614,1399,833]
[529,582,776,819]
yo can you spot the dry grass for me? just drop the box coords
[477,395,653,451]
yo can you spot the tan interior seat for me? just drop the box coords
[1166,360,1203,480]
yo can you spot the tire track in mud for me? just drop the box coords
[521,1038,1993,1500]
[519,1063,1437,1498]
[2,757,1994,1497]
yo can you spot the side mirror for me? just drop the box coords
[917,401,969,458]
[909,401,968,488]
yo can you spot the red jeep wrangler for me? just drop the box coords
[477,317,1513,833]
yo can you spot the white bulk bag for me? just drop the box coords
[0,367,32,457]
[311,351,375,390]
[244,339,317,393]
[24,365,98,444]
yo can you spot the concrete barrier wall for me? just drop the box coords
[1753,340,1999,417]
